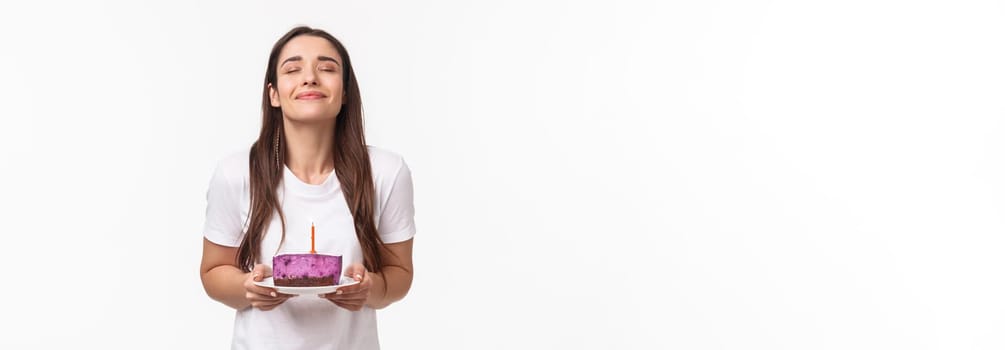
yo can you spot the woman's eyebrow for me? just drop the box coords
[281,55,339,67]
[280,56,302,66]
[318,56,340,66]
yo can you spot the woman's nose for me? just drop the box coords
[302,71,318,85]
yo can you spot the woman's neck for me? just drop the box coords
[282,119,336,185]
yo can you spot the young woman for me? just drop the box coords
[199,26,416,349]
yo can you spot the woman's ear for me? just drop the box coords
[268,83,281,108]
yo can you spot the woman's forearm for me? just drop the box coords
[366,265,413,309]
[202,265,253,310]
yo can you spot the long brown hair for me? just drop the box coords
[238,26,386,276]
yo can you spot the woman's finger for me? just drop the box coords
[332,288,367,297]
[262,297,293,305]
[256,301,285,311]
[333,301,362,311]
[322,288,367,299]
[248,265,273,283]
[328,292,367,301]
[334,281,370,294]
[251,295,294,309]
[343,265,366,280]
[338,298,367,306]
[319,293,363,303]
[245,288,278,300]
[321,295,363,310]
[243,279,281,297]
[251,287,281,297]
[248,290,295,302]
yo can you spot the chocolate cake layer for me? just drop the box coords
[274,276,336,287]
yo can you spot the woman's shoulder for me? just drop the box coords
[367,145,406,167]
[366,145,408,178]
[210,148,251,186]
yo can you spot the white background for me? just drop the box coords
[1,0,1003,349]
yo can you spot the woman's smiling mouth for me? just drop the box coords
[296,91,326,100]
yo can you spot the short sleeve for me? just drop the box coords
[202,160,245,247]
[378,160,416,243]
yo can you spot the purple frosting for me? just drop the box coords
[272,254,342,281]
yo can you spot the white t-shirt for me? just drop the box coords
[203,146,416,350]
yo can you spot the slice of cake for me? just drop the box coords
[272,253,342,287]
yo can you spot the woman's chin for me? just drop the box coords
[285,112,340,123]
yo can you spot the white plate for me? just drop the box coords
[253,276,360,295]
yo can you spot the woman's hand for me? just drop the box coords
[244,263,295,311]
[319,263,372,311]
